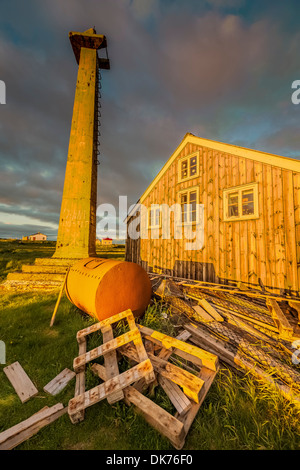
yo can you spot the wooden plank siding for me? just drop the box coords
[126,139,300,294]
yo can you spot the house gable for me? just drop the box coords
[140,133,300,203]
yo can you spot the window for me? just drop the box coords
[178,152,200,182]
[148,206,161,229]
[223,183,259,221]
[179,187,200,224]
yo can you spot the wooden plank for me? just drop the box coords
[72,337,87,423]
[91,363,148,394]
[123,386,185,450]
[282,170,298,291]
[137,324,219,371]
[148,354,204,403]
[3,362,38,403]
[68,359,153,422]
[43,368,75,396]
[100,325,124,404]
[192,305,215,322]
[289,301,300,324]
[177,366,217,436]
[73,328,141,372]
[158,375,191,416]
[267,299,294,340]
[197,298,224,322]
[0,404,65,450]
[76,309,133,343]
[50,268,69,327]
[126,314,156,384]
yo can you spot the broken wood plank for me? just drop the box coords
[68,359,154,422]
[3,362,38,403]
[136,324,218,371]
[123,386,185,450]
[73,328,141,372]
[196,298,224,322]
[267,299,294,340]
[101,325,124,404]
[158,375,191,416]
[148,353,204,403]
[0,404,65,450]
[43,368,75,396]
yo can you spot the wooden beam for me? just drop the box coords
[3,362,38,403]
[136,324,219,371]
[123,386,185,450]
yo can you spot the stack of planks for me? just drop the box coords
[150,276,300,409]
[68,309,219,449]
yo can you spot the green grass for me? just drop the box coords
[0,241,300,450]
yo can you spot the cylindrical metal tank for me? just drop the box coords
[65,257,152,321]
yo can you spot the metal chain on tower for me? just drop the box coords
[93,65,102,166]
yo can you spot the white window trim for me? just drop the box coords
[178,151,200,183]
[223,182,259,222]
[178,186,201,225]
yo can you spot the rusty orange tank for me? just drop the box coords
[65,257,152,321]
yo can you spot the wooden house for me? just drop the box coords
[125,133,300,295]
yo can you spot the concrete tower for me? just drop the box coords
[53,28,109,259]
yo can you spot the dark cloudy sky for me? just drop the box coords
[0,0,299,240]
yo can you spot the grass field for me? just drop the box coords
[0,240,300,450]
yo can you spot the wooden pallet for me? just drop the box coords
[117,328,219,449]
[68,309,155,424]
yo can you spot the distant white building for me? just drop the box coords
[29,232,47,241]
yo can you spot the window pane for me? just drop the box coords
[190,156,197,176]
[181,194,188,222]
[181,160,188,180]
[242,190,254,215]
[228,192,239,217]
[189,191,197,222]
[155,208,160,226]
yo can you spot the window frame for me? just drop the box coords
[223,182,259,222]
[148,205,162,229]
[178,151,200,183]
[178,186,200,225]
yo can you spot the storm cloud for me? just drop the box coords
[0,0,299,240]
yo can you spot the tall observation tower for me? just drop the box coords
[53,28,110,259]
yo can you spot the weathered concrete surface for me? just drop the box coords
[1,258,80,291]
[53,28,108,260]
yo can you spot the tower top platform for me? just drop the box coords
[69,28,109,68]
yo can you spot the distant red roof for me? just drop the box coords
[103,237,112,241]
